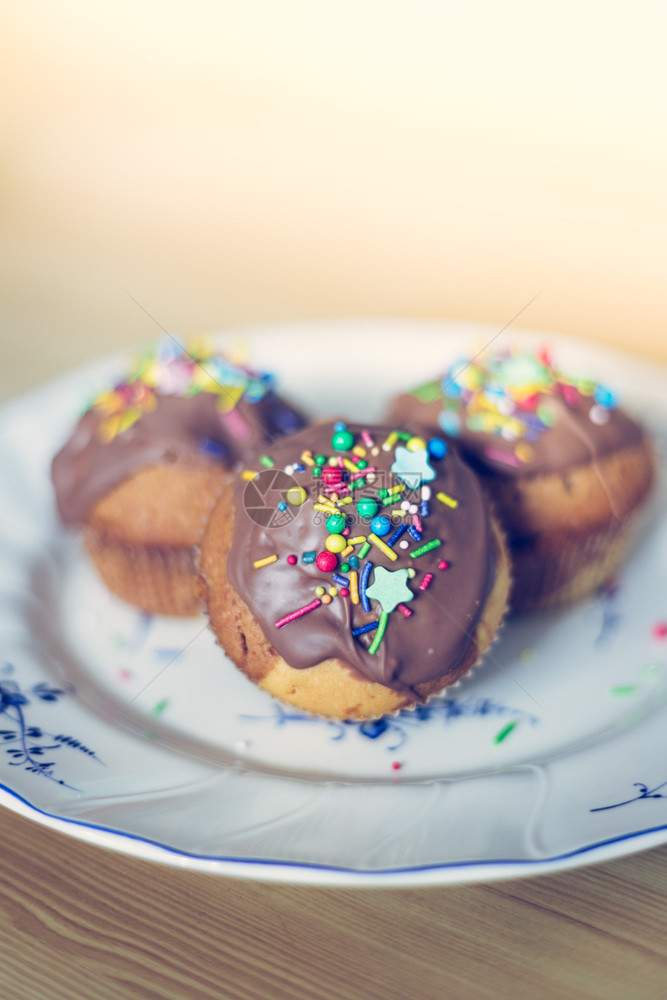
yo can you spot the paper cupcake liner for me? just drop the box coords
[508,521,634,612]
[84,527,201,616]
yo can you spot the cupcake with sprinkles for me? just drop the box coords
[197,421,510,721]
[388,345,655,610]
[52,337,305,615]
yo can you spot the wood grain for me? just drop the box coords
[1,807,666,1000]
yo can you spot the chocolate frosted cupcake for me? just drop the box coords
[198,422,510,721]
[52,339,305,615]
[388,346,655,610]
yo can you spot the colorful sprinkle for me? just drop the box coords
[387,525,407,547]
[349,570,359,605]
[419,573,434,591]
[275,598,322,628]
[493,720,517,744]
[366,566,414,613]
[286,486,308,506]
[314,502,340,515]
[483,446,520,467]
[427,437,447,460]
[370,515,391,537]
[315,551,338,573]
[652,621,667,641]
[410,539,442,558]
[332,427,355,451]
[397,603,413,617]
[368,533,399,562]
[357,497,379,519]
[325,533,347,553]
[253,554,278,569]
[360,560,374,611]
[259,454,274,468]
[325,513,346,534]
[352,621,378,637]
[368,612,389,653]
[302,550,316,564]
[436,491,459,509]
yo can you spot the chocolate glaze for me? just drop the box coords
[225,423,497,695]
[388,383,645,480]
[52,389,305,526]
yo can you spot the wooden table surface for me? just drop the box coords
[0,806,666,1000]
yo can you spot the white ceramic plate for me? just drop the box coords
[1,320,667,887]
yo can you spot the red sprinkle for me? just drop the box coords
[438,560,450,570]
[419,573,434,591]
[287,554,297,565]
[339,588,350,597]
[315,550,338,573]
[322,467,344,486]
[397,603,413,617]
[652,621,667,640]
[275,598,322,629]
[391,761,402,771]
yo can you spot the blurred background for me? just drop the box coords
[2,0,667,400]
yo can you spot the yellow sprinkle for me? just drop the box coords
[95,391,119,415]
[515,442,534,464]
[300,450,315,466]
[368,533,398,561]
[338,496,353,506]
[286,486,307,506]
[437,492,459,509]
[241,469,259,480]
[391,509,408,517]
[341,545,354,558]
[328,586,338,597]
[314,502,339,515]
[315,586,325,596]
[343,458,358,472]
[97,415,121,442]
[382,432,399,451]
[350,570,359,604]
[253,554,278,569]
[387,483,406,495]
[406,436,426,452]
[348,536,366,545]
[352,446,366,457]
[117,407,142,434]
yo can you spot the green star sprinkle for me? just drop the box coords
[365,566,414,614]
